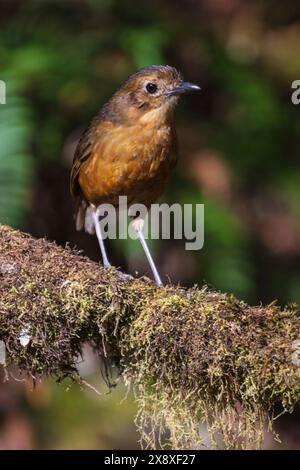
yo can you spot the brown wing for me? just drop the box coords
[70,124,94,199]
[70,116,103,231]
[170,124,178,169]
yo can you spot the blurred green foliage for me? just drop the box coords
[0,0,300,450]
[0,83,33,226]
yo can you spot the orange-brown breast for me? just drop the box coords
[77,118,177,207]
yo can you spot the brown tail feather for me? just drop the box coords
[75,199,86,231]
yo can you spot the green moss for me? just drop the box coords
[0,225,300,449]
[120,287,300,448]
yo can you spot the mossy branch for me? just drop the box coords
[0,224,300,449]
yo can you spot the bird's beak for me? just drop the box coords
[167,81,201,96]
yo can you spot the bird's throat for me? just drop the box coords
[138,97,178,127]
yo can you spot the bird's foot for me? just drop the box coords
[118,272,134,282]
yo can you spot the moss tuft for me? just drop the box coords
[0,225,300,449]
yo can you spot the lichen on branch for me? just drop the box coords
[0,224,299,449]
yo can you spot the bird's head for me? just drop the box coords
[103,65,200,125]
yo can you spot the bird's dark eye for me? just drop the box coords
[146,82,158,94]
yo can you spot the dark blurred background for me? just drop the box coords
[0,0,300,449]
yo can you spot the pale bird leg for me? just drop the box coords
[91,204,110,268]
[132,218,163,286]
